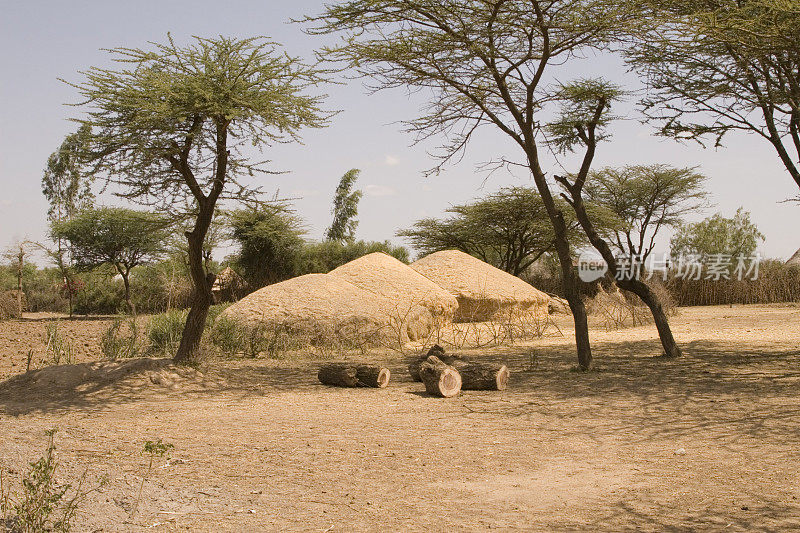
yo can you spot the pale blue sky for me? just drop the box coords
[1,0,798,263]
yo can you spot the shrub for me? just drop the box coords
[0,291,18,320]
[147,310,187,356]
[210,316,273,358]
[0,429,105,533]
[43,322,74,365]
[100,317,142,360]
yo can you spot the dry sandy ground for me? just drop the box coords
[1,305,799,531]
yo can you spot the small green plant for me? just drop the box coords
[0,429,106,533]
[147,310,187,356]
[130,439,174,519]
[43,322,74,365]
[100,316,142,360]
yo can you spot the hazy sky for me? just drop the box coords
[1,0,798,264]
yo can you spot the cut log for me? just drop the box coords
[355,365,391,388]
[318,363,391,388]
[450,360,509,391]
[418,355,462,398]
[408,345,462,382]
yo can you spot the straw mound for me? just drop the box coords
[410,250,551,322]
[221,273,435,344]
[329,252,458,320]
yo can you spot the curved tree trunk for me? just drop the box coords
[617,277,681,358]
[568,194,682,359]
[174,204,216,363]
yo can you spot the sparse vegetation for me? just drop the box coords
[100,316,143,360]
[43,322,74,366]
[146,310,188,357]
[0,429,105,533]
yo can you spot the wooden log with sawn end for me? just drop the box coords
[318,363,391,388]
[418,355,462,398]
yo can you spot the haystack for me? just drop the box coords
[410,250,550,322]
[220,273,435,345]
[329,252,458,324]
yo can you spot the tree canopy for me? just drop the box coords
[627,0,800,198]
[670,207,765,260]
[399,187,620,276]
[229,204,308,288]
[42,124,94,224]
[583,165,709,262]
[52,207,169,313]
[67,34,329,361]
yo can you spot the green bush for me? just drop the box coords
[147,310,187,356]
[210,315,272,358]
[100,317,142,359]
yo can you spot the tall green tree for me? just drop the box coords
[41,126,95,316]
[584,165,709,263]
[627,0,800,199]
[670,207,765,260]
[52,208,169,314]
[399,187,619,276]
[325,168,362,242]
[229,204,308,288]
[42,125,94,223]
[307,0,673,368]
[66,35,328,362]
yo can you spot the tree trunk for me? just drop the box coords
[526,156,592,371]
[318,363,391,388]
[419,355,462,397]
[568,194,682,359]
[119,266,136,316]
[450,360,509,391]
[617,278,682,358]
[16,265,23,318]
[174,212,215,364]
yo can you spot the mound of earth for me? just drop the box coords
[0,358,207,411]
[221,273,436,345]
[410,250,550,322]
[329,252,458,330]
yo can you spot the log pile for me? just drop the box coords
[317,363,391,388]
[317,345,509,398]
[408,344,509,394]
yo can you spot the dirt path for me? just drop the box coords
[1,305,799,531]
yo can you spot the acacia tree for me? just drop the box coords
[584,165,709,263]
[52,208,168,314]
[544,81,683,357]
[627,0,800,199]
[398,187,619,276]
[308,0,646,369]
[326,168,363,242]
[67,35,328,362]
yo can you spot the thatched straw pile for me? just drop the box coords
[329,252,458,325]
[410,250,550,322]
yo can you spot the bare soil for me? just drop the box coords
[1,305,799,531]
